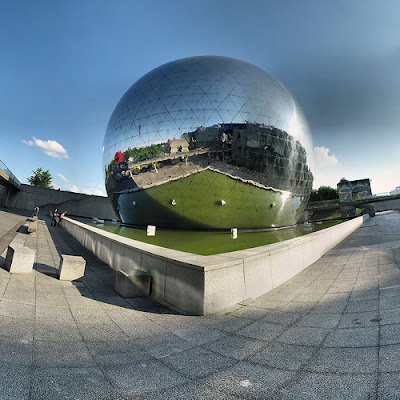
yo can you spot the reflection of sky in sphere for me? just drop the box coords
[103,56,313,170]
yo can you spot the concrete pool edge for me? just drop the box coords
[61,215,369,315]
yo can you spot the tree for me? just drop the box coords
[27,168,53,188]
[309,186,339,202]
[309,189,320,202]
[318,186,339,200]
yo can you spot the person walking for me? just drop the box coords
[51,209,58,226]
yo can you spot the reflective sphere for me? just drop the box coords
[103,56,313,229]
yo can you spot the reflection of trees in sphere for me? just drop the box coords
[103,56,313,229]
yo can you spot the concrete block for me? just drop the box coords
[366,205,375,217]
[147,225,156,236]
[141,253,167,301]
[114,269,151,298]
[5,245,35,273]
[58,255,86,281]
[28,221,37,233]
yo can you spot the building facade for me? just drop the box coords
[337,179,372,202]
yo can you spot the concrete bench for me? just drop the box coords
[114,269,151,298]
[4,244,35,273]
[28,220,37,233]
[58,255,86,281]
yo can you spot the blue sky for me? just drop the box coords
[1,0,399,195]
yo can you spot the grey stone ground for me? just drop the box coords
[0,208,400,399]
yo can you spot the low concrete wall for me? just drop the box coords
[374,198,400,212]
[61,215,368,315]
[5,184,117,220]
[0,185,8,207]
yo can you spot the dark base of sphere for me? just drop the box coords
[113,169,308,230]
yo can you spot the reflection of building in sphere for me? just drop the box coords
[103,56,313,229]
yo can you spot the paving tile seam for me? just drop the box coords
[26,265,38,400]
[211,320,255,334]
[0,314,35,322]
[97,359,191,396]
[276,368,378,400]
[267,362,381,376]
[377,260,384,389]
[246,352,323,397]
[342,309,381,316]
[235,314,332,346]
[56,301,130,399]
[320,345,380,350]
[29,364,124,370]
[155,351,241,381]
[197,335,268,362]
[0,275,12,301]
[164,358,302,398]
[0,298,38,307]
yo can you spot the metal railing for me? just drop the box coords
[361,192,394,200]
[0,159,21,189]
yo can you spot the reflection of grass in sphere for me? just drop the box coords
[118,170,305,229]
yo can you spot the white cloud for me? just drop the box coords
[82,183,106,197]
[83,188,105,196]
[66,185,80,193]
[62,183,106,196]
[314,146,338,168]
[22,137,69,159]
[57,173,69,183]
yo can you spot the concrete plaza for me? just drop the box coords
[0,208,400,399]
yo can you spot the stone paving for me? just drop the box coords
[0,208,400,399]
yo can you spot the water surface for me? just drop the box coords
[86,220,342,255]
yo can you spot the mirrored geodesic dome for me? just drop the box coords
[103,56,313,229]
